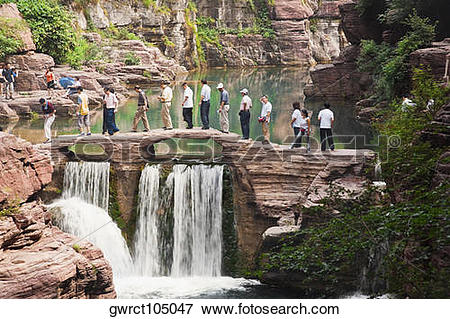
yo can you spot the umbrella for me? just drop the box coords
[59,77,75,89]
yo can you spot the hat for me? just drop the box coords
[217,83,224,89]
[240,88,249,95]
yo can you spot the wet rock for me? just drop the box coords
[0,103,19,122]
[0,133,52,206]
[0,202,116,299]
[0,3,36,52]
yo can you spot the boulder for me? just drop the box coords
[6,52,55,71]
[0,133,52,206]
[261,225,301,249]
[410,42,450,80]
[13,71,45,92]
[0,3,36,52]
[0,103,19,121]
[0,202,116,299]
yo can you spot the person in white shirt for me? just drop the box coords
[104,88,120,135]
[239,88,252,140]
[259,95,272,144]
[181,82,194,129]
[64,77,82,97]
[199,79,211,130]
[318,103,335,151]
[157,80,173,130]
[291,108,311,151]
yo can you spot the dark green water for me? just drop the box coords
[4,67,374,148]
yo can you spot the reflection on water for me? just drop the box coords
[3,67,374,148]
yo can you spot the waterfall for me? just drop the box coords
[133,164,224,278]
[171,165,223,277]
[133,165,175,276]
[48,198,133,277]
[62,162,110,210]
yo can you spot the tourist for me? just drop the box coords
[318,102,335,152]
[0,63,4,98]
[39,98,56,143]
[290,102,302,149]
[157,80,173,130]
[104,87,120,135]
[132,85,150,132]
[239,88,252,140]
[199,79,211,130]
[11,67,18,95]
[181,82,194,129]
[2,63,15,100]
[77,87,91,136]
[64,77,82,97]
[292,109,311,151]
[217,83,230,134]
[102,87,108,135]
[401,96,416,112]
[45,67,56,97]
[259,95,272,144]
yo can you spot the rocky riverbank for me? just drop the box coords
[0,132,116,298]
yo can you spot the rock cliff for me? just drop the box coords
[66,0,350,68]
[0,133,116,299]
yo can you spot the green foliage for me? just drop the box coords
[142,0,171,15]
[0,17,25,60]
[1,0,76,63]
[72,244,81,253]
[161,35,175,48]
[0,203,20,218]
[358,12,436,100]
[99,24,141,41]
[65,36,103,69]
[196,16,222,49]
[265,186,449,298]
[123,52,140,66]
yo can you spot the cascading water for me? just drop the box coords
[171,165,223,277]
[133,165,175,276]
[62,162,110,210]
[48,198,133,277]
[132,164,223,278]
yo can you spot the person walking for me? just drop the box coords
[199,79,211,130]
[45,67,56,97]
[217,83,230,133]
[239,88,252,140]
[157,81,173,130]
[132,85,150,132]
[2,63,15,100]
[39,98,56,143]
[290,102,302,149]
[104,88,120,135]
[259,95,272,144]
[0,63,5,98]
[181,82,194,129]
[318,102,335,151]
[291,109,311,151]
[77,87,91,136]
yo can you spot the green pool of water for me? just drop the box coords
[3,67,375,149]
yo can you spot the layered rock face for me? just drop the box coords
[305,1,380,100]
[69,0,349,68]
[0,133,116,299]
[410,39,450,80]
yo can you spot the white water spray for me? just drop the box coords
[62,162,110,210]
[48,198,133,277]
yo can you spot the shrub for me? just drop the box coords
[123,52,140,66]
[0,17,24,60]
[0,0,76,63]
[65,35,103,69]
[358,11,436,101]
